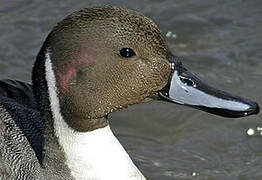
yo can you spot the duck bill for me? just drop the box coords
[158,58,260,118]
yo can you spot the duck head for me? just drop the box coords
[32,6,259,133]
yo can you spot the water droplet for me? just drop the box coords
[166,31,172,37]
[166,31,177,39]
[192,172,199,176]
[247,128,255,136]
[153,162,161,166]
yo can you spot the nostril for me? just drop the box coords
[179,76,195,87]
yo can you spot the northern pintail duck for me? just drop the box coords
[0,6,259,180]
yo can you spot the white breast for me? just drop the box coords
[45,51,146,180]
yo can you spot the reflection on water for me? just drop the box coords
[0,0,262,179]
[247,126,262,136]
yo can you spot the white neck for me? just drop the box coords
[45,51,146,180]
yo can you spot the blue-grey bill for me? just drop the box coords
[158,62,260,118]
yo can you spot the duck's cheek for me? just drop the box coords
[116,60,171,103]
[145,59,171,91]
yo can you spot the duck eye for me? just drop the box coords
[120,48,136,58]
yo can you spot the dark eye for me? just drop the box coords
[120,48,136,58]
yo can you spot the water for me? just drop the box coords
[0,0,261,179]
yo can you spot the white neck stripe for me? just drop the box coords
[44,51,146,180]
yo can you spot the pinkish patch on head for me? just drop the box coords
[57,66,76,93]
[55,53,94,95]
